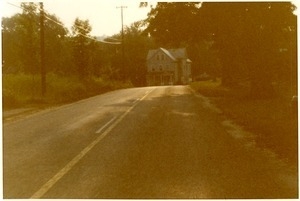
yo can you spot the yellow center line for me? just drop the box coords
[30,88,154,199]
[95,116,117,134]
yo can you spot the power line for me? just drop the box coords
[44,15,66,28]
[6,1,121,45]
[78,33,121,44]
[107,37,120,41]
[6,2,65,30]
[6,1,21,9]
[44,14,121,44]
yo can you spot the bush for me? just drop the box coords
[190,79,229,97]
[3,73,42,108]
[3,88,20,108]
[3,73,134,109]
[46,74,87,103]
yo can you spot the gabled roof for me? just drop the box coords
[147,47,192,62]
[168,48,187,59]
[160,48,176,61]
[146,49,158,60]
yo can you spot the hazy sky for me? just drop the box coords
[2,0,299,36]
[1,0,156,36]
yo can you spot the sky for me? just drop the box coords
[1,0,156,36]
[2,0,299,36]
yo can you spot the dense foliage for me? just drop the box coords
[2,2,297,103]
[145,2,297,98]
[2,3,154,82]
[2,2,153,107]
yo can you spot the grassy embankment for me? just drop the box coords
[3,73,133,109]
[190,80,298,165]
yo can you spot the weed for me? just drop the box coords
[3,73,133,109]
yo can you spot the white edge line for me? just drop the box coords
[30,88,154,199]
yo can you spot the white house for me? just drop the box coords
[146,47,192,86]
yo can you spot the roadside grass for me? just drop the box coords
[3,73,133,109]
[190,79,229,97]
[190,80,298,165]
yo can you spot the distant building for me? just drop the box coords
[146,47,192,86]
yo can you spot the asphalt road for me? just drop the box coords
[3,86,298,198]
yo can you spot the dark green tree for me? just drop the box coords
[2,3,70,75]
[146,2,200,47]
[20,3,40,74]
[144,2,220,79]
[43,14,69,74]
[243,2,297,98]
[145,2,296,98]
[199,2,297,97]
[71,18,92,78]
[123,21,155,86]
[2,14,26,73]
[109,20,154,85]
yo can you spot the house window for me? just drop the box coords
[159,65,162,71]
[157,55,160,60]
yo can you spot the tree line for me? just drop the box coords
[2,2,297,99]
[2,2,154,87]
[145,2,297,98]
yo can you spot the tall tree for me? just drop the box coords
[2,4,70,75]
[243,2,297,97]
[144,2,219,79]
[198,3,249,86]
[145,2,297,98]
[20,2,40,74]
[71,18,92,78]
[146,2,200,47]
[43,14,68,73]
[2,14,25,73]
[199,2,297,97]
[123,21,155,86]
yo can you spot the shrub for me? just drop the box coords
[46,74,87,103]
[3,73,42,108]
[190,79,228,97]
[3,73,134,108]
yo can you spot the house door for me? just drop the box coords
[163,75,170,85]
[155,75,161,85]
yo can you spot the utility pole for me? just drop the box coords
[40,2,46,96]
[117,5,127,80]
